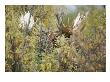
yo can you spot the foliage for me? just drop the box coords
[5,5,106,72]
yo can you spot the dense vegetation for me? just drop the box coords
[5,5,106,72]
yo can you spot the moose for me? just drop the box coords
[55,13,73,38]
[55,11,89,38]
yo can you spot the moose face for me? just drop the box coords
[61,27,73,38]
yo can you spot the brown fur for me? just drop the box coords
[60,27,72,38]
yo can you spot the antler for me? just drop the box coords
[55,12,66,30]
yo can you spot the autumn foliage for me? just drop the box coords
[5,5,106,72]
